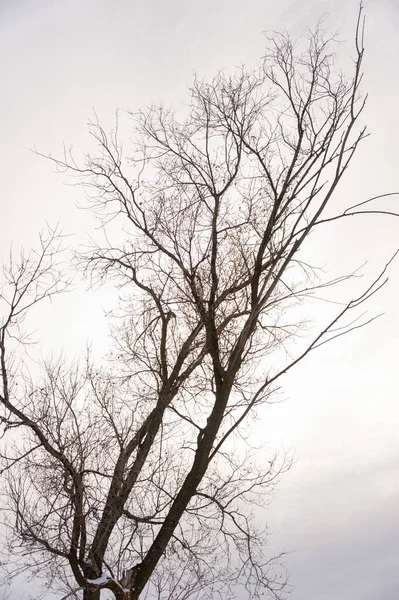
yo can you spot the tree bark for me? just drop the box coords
[83,589,100,600]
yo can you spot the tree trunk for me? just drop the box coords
[83,589,101,600]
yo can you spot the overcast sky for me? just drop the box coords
[0,1,398,599]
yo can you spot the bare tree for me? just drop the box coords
[0,6,397,600]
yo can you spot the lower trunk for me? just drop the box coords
[83,590,101,600]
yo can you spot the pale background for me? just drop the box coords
[0,1,398,598]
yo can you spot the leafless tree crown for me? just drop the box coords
[0,6,397,600]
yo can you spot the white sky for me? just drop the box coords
[1,1,398,598]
